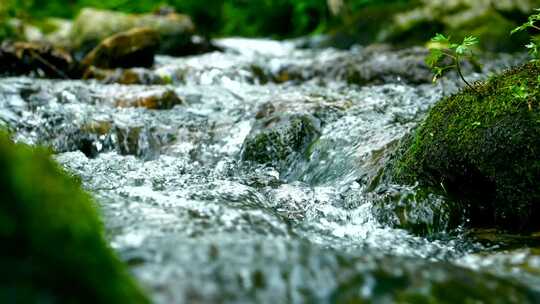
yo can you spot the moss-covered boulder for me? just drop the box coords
[0,132,149,303]
[392,62,540,231]
[69,8,195,56]
[241,113,321,169]
[386,0,534,52]
[81,27,160,69]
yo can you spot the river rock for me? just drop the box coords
[82,66,167,85]
[81,27,160,69]
[334,253,540,303]
[241,112,321,168]
[69,8,195,56]
[114,89,182,109]
[0,41,73,78]
[391,62,540,231]
[272,46,436,85]
[0,132,148,303]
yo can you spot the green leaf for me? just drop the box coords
[455,45,467,55]
[426,49,444,67]
[462,36,479,47]
[431,33,449,43]
[449,43,459,50]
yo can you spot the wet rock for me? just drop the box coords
[391,62,540,231]
[82,66,167,85]
[370,184,462,236]
[343,46,434,85]
[0,41,73,78]
[0,132,149,303]
[465,229,540,250]
[334,253,540,304]
[70,8,195,56]
[114,89,182,110]
[241,112,321,168]
[274,46,435,85]
[81,27,160,69]
[112,125,177,160]
[64,122,168,160]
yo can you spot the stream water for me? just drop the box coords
[1,38,540,303]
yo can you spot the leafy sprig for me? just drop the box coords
[511,9,540,60]
[426,33,479,91]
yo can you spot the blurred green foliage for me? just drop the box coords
[0,0,410,38]
[0,131,149,303]
[0,1,14,41]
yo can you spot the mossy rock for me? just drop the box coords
[392,62,540,232]
[81,27,160,69]
[387,1,532,52]
[333,255,540,303]
[0,132,149,303]
[241,114,320,169]
[370,184,462,236]
[70,8,195,56]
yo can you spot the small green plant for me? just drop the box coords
[511,83,530,100]
[426,33,479,91]
[510,83,534,110]
[511,9,540,60]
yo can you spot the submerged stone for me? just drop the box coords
[270,46,444,85]
[391,62,540,231]
[82,66,168,85]
[114,89,182,110]
[0,132,148,303]
[81,27,160,69]
[370,184,462,236]
[241,112,321,169]
[333,253,540,304]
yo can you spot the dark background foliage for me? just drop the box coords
[0,0,409,38]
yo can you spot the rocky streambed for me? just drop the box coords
[1,38,540,303]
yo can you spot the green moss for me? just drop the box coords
[241,114,320,167]
[332,255,540,304]
[393,62,540,231]
[387,3,531,52]
[371,184,462,236]
[0,132,149,303]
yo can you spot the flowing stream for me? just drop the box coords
[1,38,539,303]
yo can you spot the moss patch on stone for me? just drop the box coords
[392,62,540,231]
[241,114,320,168]
[0,132,149,303]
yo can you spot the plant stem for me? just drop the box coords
[456,58,477,93]
[531,24,540,31]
